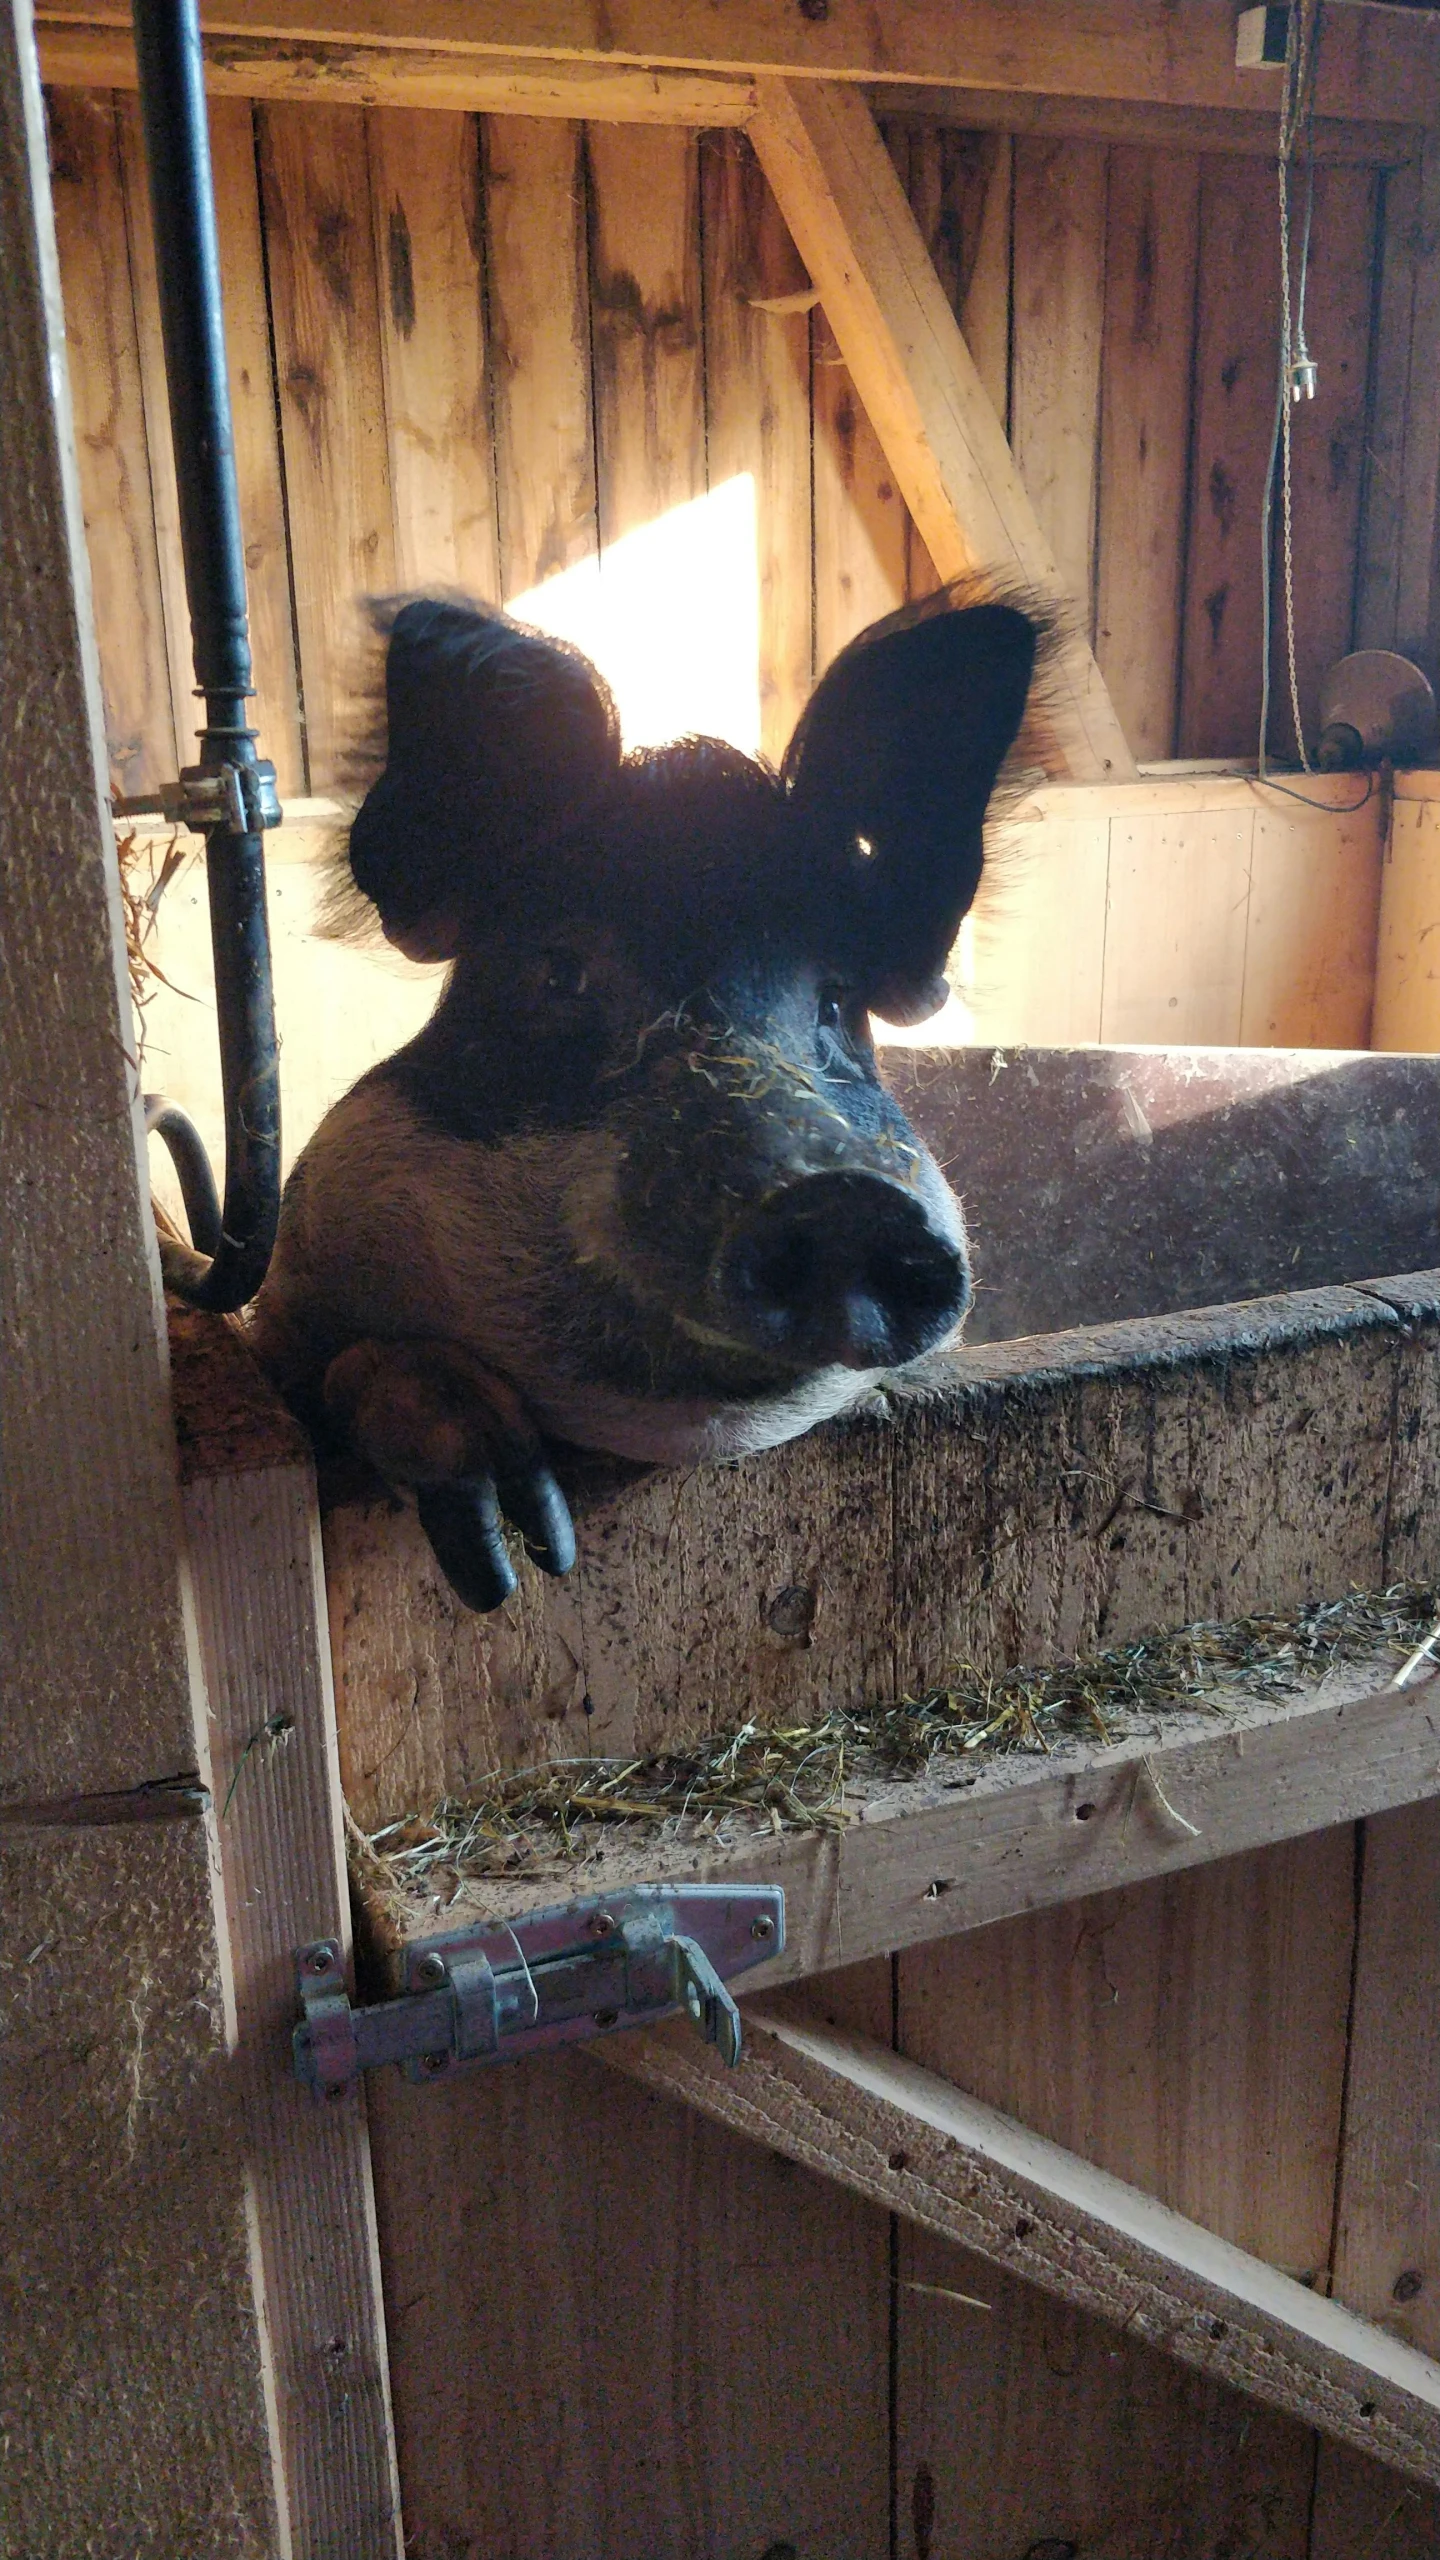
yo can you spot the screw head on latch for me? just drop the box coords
[588,1911,618,1938]
[305,1943,335,1977]
[414,1951,448,1989]
[750,1915,775,1941]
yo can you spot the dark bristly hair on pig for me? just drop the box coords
[249,580,1054,1611]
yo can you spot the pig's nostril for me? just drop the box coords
[718,1172,968,1372]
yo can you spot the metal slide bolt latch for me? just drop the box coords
[293,1885,784,2103]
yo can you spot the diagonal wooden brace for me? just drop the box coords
[751,77,1137,784]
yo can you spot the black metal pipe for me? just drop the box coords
[132,0,280,1311]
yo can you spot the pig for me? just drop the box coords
[247,583,1048,1609]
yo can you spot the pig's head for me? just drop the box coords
[263,587,1044,1479]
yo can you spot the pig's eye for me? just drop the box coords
[544,953,589,999]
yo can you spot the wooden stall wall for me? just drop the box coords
[47,87,1388,806]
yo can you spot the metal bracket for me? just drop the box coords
[113,758,282,835]
[293,1885,784,2102]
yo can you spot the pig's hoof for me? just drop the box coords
[322,1338,576,1608]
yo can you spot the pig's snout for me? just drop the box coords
[715,1171,970,1371]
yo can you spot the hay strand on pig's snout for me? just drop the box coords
[351,1583,1438,1906]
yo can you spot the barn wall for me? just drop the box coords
[46,87,1384,798]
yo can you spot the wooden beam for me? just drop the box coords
[35,22,756,120]
[876,87,1421,169]
[750,79,1137,781]
[33,0,1440,128]
[173,1311,405,2560]
[38,24,1417,163]
[0,0,271,2535]
[600,2007,1440,2486]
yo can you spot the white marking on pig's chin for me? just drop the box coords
[528,1365,888,1466]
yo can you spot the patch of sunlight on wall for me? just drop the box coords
[508,475,762,757]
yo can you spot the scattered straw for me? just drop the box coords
[116,824,198,1068]
[351,1584,1439,1901]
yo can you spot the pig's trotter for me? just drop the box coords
[416,1481,517,1612]
[322,1337,577,1606]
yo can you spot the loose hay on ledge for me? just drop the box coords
[349,1585,1440,1905]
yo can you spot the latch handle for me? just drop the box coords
[670,1934,744,2067]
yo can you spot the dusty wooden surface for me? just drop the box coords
[326,1275,1438,1835]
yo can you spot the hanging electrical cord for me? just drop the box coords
[1257,0,1339,804]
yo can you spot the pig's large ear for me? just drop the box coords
[348,598,622,959]
[783,597,1039,1024]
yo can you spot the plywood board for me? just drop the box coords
[1100,808,1253,1043]
[1240,788,1383,1048]
[1373,795,1440,1053]
[966,806,1110,1042]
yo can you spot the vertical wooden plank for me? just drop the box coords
[701,126,813,764]
[1329,1801,1440,2354]
[1240,787,1383,1046]
[896,2238,1316,2560]
[176,1328,404,2560]
[368,2047,891,2558]
[1094,145,1201,761]
[1310,2442,1440,2556]
[1011,136,1108,629]
[1267,165,1380,763]
[813,312,908,668]
[366,106,499,601]
[1178,155,1279,760]
[903,123,1011,432]
[113,89,189,778]
[46,86,174,797]
[483,114,597,599]
[894,1836,1354,2555]
[1100,807,1253,1042]
[112,94,307,797]
[585,121,704,548]
[2,8,275,2534]
[1373,792,1440,1053]
[896,120,1012,603]
[258,100,394,791]
[1355,141,1440,667]
[208,95,306,799]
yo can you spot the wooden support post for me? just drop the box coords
[173,1312,404,2560]
[749,78,1137,781]
[1,0,270,2540]
[601,2007,1440,2486]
